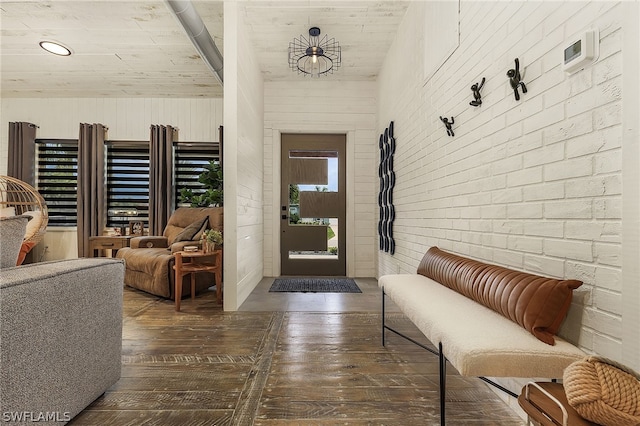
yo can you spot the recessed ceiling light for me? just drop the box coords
[39,41,71,56]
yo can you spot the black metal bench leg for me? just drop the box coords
[439,342,446,426]
[382,287,386,347]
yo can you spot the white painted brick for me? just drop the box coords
[545,200,592,219]
[566,221,621,243]
[508,236,543,254]
[523,182,565,201]
[524,254,565,277]
[562,300,592,344]
[469,219,492,233]
[491,188,522,204]
[509,132,545,157]
[493,220,524,235]
[507,166,543,187]
[595,242,621,267]
[544,239,593,262]
[490,123,523,147]
[493,155,522,175]
[566,126,622,158]
[481,204,507,219]
[593,266,621,291]
[593,52,622,85]
[524,102,565,134]
[595,150,622,175]
[542,2,583,35]
[594,102,622,130]
[583,308,622,340]
[507,203,543,219]
[566,69,593,98]
[594,197,622,219]
[506,95,544,127]
[543,112,594,145]
[544,157,592,182]
[566,262,597,286]
[523,143,564,168]
[592,334,623,363]
[566,176,622,198]
[523,221,563,239]
[598,26,623,61]
[593,288,622,315]
[493,249,524,269]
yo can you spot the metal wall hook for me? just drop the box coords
[439,116,455,137]
[507,58,527,101]
[469,77,485,107]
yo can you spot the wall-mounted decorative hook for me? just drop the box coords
[439,116,455,137]
[469,77,485,107]
[507,58,527,101]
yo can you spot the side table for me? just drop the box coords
[89,235,134,258]
[173,250,222,312]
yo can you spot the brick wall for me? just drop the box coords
[378,0,624,363]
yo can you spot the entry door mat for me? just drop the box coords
[269,277,362,293]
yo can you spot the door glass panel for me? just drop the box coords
[288,150,339,260]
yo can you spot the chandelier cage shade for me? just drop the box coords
[288,27,341,77]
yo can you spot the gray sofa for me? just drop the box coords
[0,215,125,425]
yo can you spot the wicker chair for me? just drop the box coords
[0,175,49,264]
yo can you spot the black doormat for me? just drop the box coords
[269,277,361,293]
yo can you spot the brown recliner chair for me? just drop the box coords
[116,207,223,300]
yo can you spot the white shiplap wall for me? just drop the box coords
[223,2,265,310]
[377,0,629,415]
[1,97,223,259]
[263,80,378,278]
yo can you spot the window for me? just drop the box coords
[35,137,220,230]
[174,142,220,209]
[36,139,78,227]
[105,141,150,229]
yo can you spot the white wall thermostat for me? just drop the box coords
[562,29,599,74]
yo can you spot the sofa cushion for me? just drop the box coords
[417,247,582,345]
[164,207,222,245]
[172,217,208,243]
[0,215,28,268]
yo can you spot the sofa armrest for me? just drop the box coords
[169,240,202,253]
[0,258,124,421]
[130,236,168,249]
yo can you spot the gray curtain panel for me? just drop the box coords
[77,123,106,257]
[149,125,175,235]
[8,122,37,184]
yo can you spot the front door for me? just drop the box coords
[280,133,346,276]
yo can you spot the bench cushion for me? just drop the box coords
[379,273,585,377]
[417,247,582,345]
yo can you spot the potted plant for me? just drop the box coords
[201,229,223,253]
[179,160,223,207]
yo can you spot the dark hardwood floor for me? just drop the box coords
[70,284,525,425]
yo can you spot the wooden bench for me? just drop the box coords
[379,247,586,425]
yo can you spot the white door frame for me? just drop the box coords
[269,126,356,277]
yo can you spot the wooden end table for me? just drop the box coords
[89,235,134,257]
[172,250,222,312]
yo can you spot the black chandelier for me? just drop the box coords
[288,27,341,77]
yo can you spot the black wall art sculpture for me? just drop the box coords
[378,121,396,255]
[507,58,527,101]
[469,77,485,107]
[439,116,455,137]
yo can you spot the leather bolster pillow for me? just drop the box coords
[417,247,582,345]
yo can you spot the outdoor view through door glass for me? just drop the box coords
[288,150,339,261]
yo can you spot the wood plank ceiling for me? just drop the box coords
[0,1,408,98]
